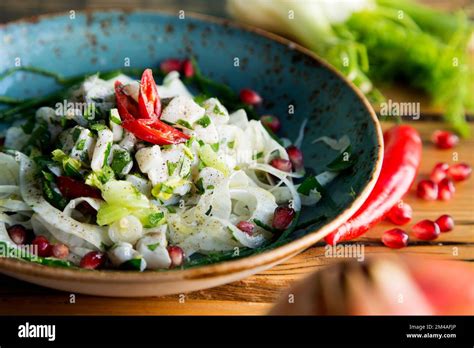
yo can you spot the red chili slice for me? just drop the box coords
[114,80,139,123]
[138,68,161,119]
[325,125,422,245]
[57,176,102,200]
[123,118,189,145]
[115,78,189,145]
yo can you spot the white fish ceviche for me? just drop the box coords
[0,59,353,271]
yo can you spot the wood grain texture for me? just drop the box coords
[0,121,472,315]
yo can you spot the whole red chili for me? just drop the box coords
[325,125,422,245]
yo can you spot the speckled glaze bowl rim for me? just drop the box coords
[0,9,384,283]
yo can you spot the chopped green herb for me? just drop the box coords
[120,258,144,271]
[109,108,122,125]
[252,151,264,160]
[110,149,131,176]
[90,123,108,132]
[213,104,225,116]
[193,94,209,106]
[195,178,205,194]
[210,142,220,152]
[75,139,86,151]
[103,142,112,167]
[147,243,160,252]
[176,119,193,130]
[167,161,178,176]
[166,205,177,214]
[227,140,235,149]
[196,115,211,128]
[143,212,165,228]
[297,176,324,196]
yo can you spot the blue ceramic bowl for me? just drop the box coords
[0,11,383,296]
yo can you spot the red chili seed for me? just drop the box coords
[7,225,28,245]
[270,158,293,172]
[286,145,304,171]
[239,88,262,105]
[447,163,472,182]
[386,202,413,226]
[437,178,455,201]
[430,162,449,183]
[435,214,455,233]
[236,221,255,236]
[167,246,184,268]
[382,228,409,249]
[52,243,69,259]
[260,115,281,133]
[416,179,438,201]
[32,235,53,257]
[432,130,459,149]
[412,219,440,241]
[272,206,296,230]
[80,251,106,269]
[160,58,182,73]
[182,59,194,78]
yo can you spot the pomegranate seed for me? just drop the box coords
[167,246,184,268]
[236,221,255,236]
[80,251,106,269]
[432,130,459,149]
[416,180,438,201]
[52,243,69,259]
[182,59,195,78]
[382,228,409,249]
[32,235,53,257]
[412,220,440,241]
[272,206,296,230]
[270,158,293,172]
[160,58,182,73]
[239,88,262,106]
[437,178,455,201]
[386,202,413,226]
[447,163,472,182]
[7,225,28,245]
[435,214,455,232]
[260,115,281,133]
[286,145,304,171]
[430,162,449,183]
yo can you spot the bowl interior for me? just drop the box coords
[0,11,382,269]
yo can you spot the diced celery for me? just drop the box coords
[198,144,229,176]
[96,203,130,226]
[102,180,149,209]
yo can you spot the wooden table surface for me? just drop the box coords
[0,0,473,316]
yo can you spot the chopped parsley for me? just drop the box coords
[196,115,211,128]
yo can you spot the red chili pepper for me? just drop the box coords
[114,78,189,145]
[124,118,190,145]
[114,80,139,123]
[138,69,161,119]
[57,176,102,200]
[325,125,422,245]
